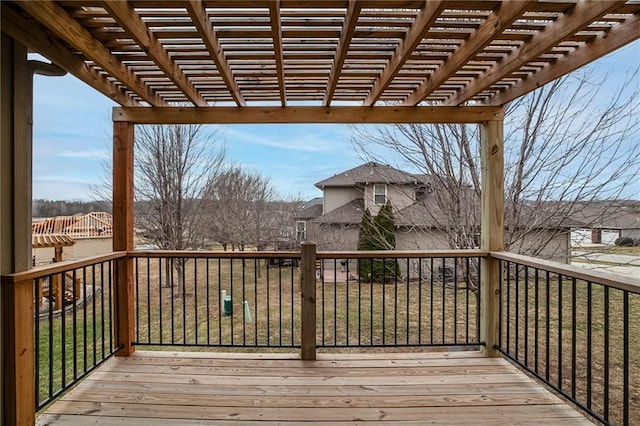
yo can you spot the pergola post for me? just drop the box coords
[480,120,504,358]
[0,33,35,425]
[113,121,135,356]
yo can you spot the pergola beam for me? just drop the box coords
[0,4,138,107]
[268,1,287,106]
[113,105,504,124]
[442,0,626,106]
[363,0,446,106]
[15,0,164,106]
[103,0,208,107]
[402,0,534,106]
[186,0,246,107]
[323,0,362,106]
[485,12,640,106]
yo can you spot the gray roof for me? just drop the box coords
[315,162,421,188]
[313,199,364,225]
[395,202,452,228]
[294,197,323,220]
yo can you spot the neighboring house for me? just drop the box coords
[293,197,323,242]
[569,201,640,245]
[305,162,575,263]
[32,212,113,263]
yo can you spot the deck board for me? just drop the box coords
[37,350,592,425]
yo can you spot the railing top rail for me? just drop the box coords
[130,250,302,259]
[317,249,488,259]
[1,251,128,284]
[490,251,640,294]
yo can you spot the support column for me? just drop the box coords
[113,121,135,356]
[300,241,317,360]
[0,33,34,425]
[480,119,504,358]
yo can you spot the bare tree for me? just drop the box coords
[136,124,226,291]
[351,68,640,261]
[205,166,281,251]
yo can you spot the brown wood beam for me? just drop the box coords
[103,0,208,107]
[16,0,165,107]
[113,105,504,124]
[268,1,287,106]
[484,12,640,106]
[0,4,138,107]
[300,242,317,360]
[323,0,362,106]
[480,120,504,358]
[402,0,534,106]
[186,0,246,107]
[363,0,445,106]
[112,121,135,356]
[442,0,626,106]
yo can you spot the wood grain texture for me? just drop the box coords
[300,242,317,360]
[480,120,504,358]
[37,351,590,425]
[112,106,505,124]
[113,122,135,356]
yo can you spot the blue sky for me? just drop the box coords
[32,40,639,202]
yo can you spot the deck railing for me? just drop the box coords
[315,251,482,348]
[3,252,124,411]
[130,251,302,349]
[3,246,638,425]
[492,252,640,426]
[128,248,483,351]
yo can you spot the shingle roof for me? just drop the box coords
[315,162,421,188]
[313,199,364,225]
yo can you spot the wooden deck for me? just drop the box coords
[37,350,591,425]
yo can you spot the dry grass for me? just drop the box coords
[501,275,640,425]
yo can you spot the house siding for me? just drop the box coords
[323,187,361,214]
[364,184,415,215]
[396,228,450,250]
[316,224,359,251]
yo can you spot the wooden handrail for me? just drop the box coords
[1,251,128,284]
[490,251,640,294]
[316,249,488,259]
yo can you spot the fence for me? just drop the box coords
[493,252,640,425]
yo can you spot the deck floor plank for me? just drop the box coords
[37,351,592,425]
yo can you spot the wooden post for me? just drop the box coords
[1,34,35,425]
[300,241,317,360]
[480,119,504,358]
[113,121,135,356]
[1,279,35,426]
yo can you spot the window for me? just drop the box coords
[296,220,307,240]
[373,184,387,205]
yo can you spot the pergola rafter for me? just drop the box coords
[4,0,637,109]
[103,0,208,107]
[439,0,628,106]
[323,0,362,106]
[15,0,165,106]
[186,0,246,107]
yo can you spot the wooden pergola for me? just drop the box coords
[1,1,639,424]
